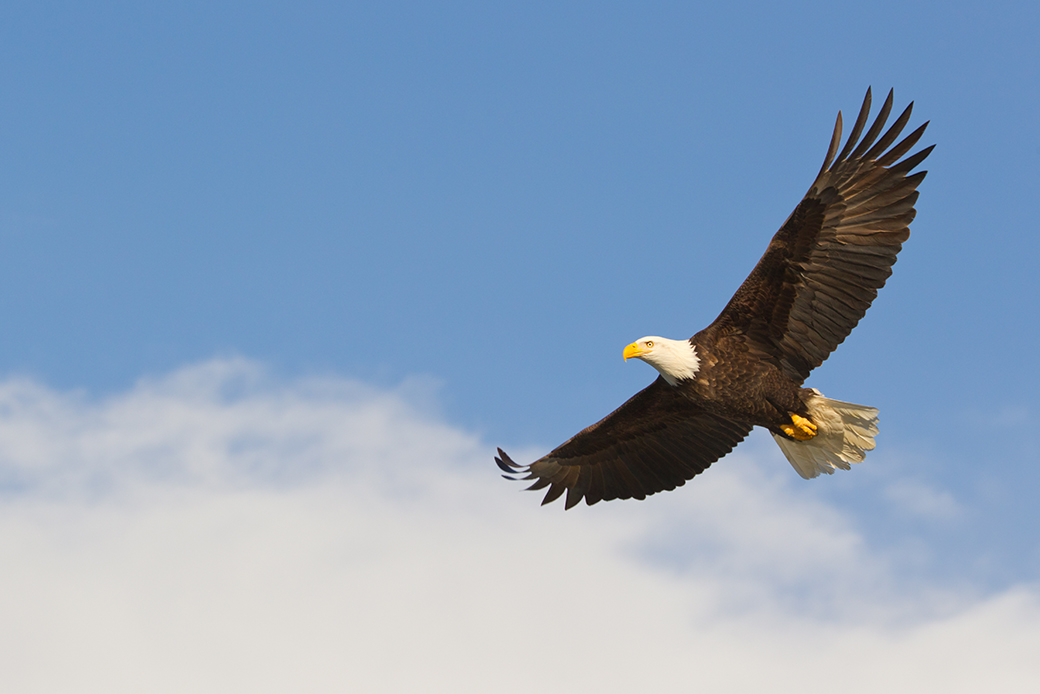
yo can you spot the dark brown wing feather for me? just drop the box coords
[497,377,752,509]
[708,88,933,382]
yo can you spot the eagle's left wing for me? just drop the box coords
[707,88,933,382]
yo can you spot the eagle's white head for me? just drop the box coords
[622,336,700,386]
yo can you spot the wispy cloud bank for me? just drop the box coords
[0,359,1036,693]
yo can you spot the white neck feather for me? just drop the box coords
[639,337,700,386]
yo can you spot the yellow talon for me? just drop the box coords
[781,413,818,441]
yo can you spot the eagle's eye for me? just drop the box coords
[645,341,654,348]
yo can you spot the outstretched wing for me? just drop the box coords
[709,88,933,382]
[497,377,752,509]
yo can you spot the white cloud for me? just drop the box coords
[0,358,1037,693]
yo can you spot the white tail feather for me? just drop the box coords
[771,390,879,479]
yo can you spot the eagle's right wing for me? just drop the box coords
[497,377,752,509]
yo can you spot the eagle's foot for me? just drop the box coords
[781,413,817,441]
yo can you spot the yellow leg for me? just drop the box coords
[780,413,817,441]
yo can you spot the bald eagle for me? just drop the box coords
[496,88,932,509]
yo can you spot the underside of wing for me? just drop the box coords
[497,378,752,509]
[710,88,933,382]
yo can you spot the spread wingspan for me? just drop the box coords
[498,88,932,508]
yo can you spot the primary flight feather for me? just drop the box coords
[497,88,933,509]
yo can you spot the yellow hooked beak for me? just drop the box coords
[623,342,645,361]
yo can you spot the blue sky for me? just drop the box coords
[1,2,1038,689]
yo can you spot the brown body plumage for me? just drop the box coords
[497,88,933,509]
